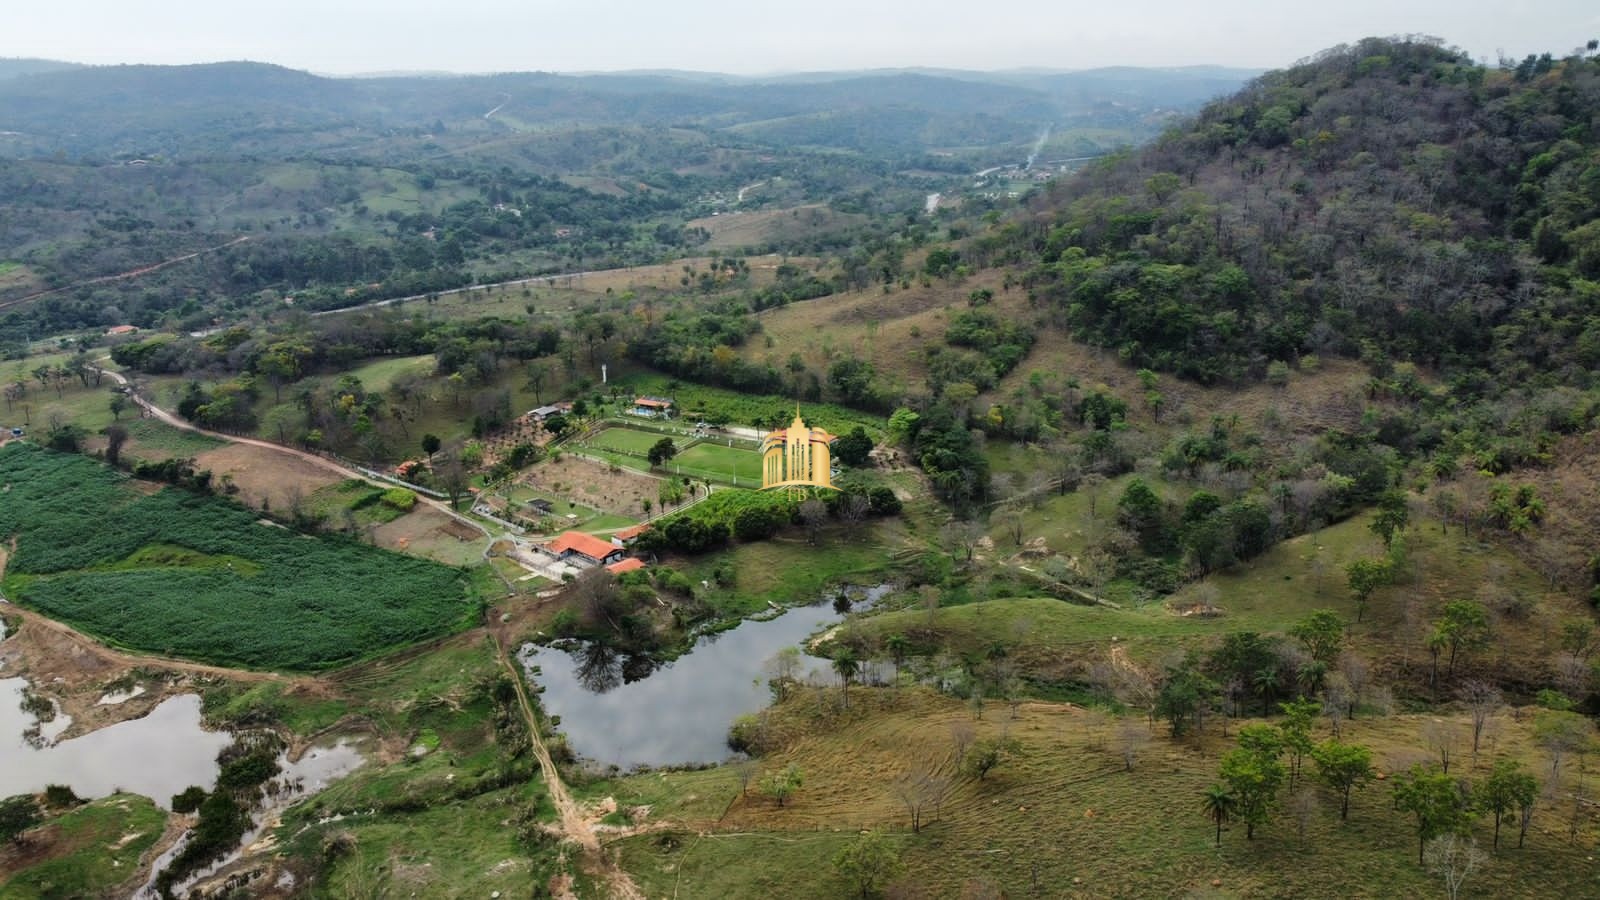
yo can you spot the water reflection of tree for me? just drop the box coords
[575,644,622,693]
[573,644,660,692]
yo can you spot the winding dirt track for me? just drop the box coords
[492,630,644,899]
[0,237,251,312]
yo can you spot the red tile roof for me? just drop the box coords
[606,558,646,574]
[548,531,617,560]
[634,398,673,408]
[613,525,649,541]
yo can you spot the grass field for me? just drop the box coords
[677,525,899,618]
[683,205,869,251]
[586,425,667,456]
[0,444,475,670]
[676,441,764,483]
[608,686,1600,898]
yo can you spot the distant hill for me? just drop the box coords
[0,58,82,81]
[0,60,1253,158]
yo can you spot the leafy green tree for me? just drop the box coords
[884,634,910,683]
[1434,601,1491,678]
[1370,490,1410,546]
[543,412,570,438]
[832,831,904,899]
[0,795,40,845]
[647,437,678,467]
[1279,698,1320,789]
[1201,784,1238,846]
[1157,662,1217,739]
[760,764,804,807]
[834,426,874,466]
[1345,557,1393,623]
[1311,739,1374,820]
[421,433,441,463]
[1393,764,1477,863]
[1218,742,1285,840]
[1289,609,1345,665]
[1117,477,1167,551]
[1479,759,1538,849]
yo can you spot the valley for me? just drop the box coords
[2,33,1600,900]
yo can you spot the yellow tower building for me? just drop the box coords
[760,407,837,491]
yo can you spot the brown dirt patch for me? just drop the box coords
[518,455,660,518]
[372,505,483,566]
[195,443,341,512]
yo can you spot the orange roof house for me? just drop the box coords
[546,531,625,566]
[612,525,649,545]
[106,324,140,336]
[605,558,646,575]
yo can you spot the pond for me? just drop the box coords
[519,585,890,769]
[0,680,232,808]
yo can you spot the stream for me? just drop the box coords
[519,584,891,769]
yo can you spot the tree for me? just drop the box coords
[0,795,40,845]
[1279,698,1320,789]
[1393,764,1476,863]
[1479,759,1538,850]
[1218,740,1285,840]
[1290,609,1345,665]
[437,456,468,510]
[939,520,985,564]
[544,412,570,439]
[893,768,950,833]
[832,831,904,899]
[108,392,128,421]
[1157,663,1216,739]
[1434,601,1491,678]
[647,437,678,467]
[760,764,803,807]
[798,497,829,545]
[1458,679,1502,763]
[1201,784,1238,846]
[1534,710,1594,787]
[884,634,910,684]
[1370,490,1410,547]
[961,735,1022,780]
[1311,739,1374,820]
[104,423,129,466]
[1424,834,1486,900]
[1345,558,1392,623]
[833,649,860,709]
[421,433,441,463]
[834,426,874,466]
[764,646,802,702]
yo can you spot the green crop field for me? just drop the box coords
[0,444,474,670]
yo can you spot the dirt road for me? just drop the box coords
[0,237,250,312]
[96,365,490,539]
[491,631,644,899]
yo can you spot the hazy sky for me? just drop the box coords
[4,1,1597,75]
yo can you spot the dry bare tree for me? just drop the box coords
[1457,679,1502,765]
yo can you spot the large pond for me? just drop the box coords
[0,679,232,808]
[520,585,889,769]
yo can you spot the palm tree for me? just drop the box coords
[1252,667,1281,716]
[884,634,910,685]
[1202,784,1238,847]
[833,650,860,710]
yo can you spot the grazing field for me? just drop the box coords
[0,444,474,670]
[610,687,1598,899]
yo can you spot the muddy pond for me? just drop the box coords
[520,585,890,769]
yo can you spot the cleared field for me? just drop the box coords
[195,442,342,512]
[684,205,868,250]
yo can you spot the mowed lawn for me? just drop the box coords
[586,426,669,456]
[675,441,763,483]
